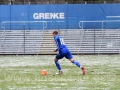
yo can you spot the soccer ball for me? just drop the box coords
[40,70,47,76]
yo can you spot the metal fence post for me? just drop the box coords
[23,23,25,55]
[58,24,60,35]
[94,23,96,55]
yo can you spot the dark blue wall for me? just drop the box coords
[0,4,120,30]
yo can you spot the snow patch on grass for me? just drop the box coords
[0,55,53,67]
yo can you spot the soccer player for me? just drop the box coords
[53,31,86,75]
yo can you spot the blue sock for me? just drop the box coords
[72,60,81,68]
[55,60,61,70]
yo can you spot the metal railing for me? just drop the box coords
[1,21,47,30]
[79,20,120,29]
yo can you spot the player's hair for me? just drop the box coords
[53,31,58,35]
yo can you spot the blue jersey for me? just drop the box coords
[54,35,66,51]
[54,35,73,59]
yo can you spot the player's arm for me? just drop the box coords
[53,40,57,52]
[53,36,59,52]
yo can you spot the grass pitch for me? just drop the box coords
[0,55,120,90]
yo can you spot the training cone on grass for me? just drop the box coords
[40,70,47,76]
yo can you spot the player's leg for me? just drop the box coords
[69,58,81,67]
[54,58,61,71]
[64,49,81,67]
[54,54,64,75]
[69,58,86,75]
[65,50,86,75]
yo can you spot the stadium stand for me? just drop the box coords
[38,30,57,54]
[0,30,44,54]
[38,30,65,54]
[39,29,120,54]
[0,29,120,55]
[77,29,120,54]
